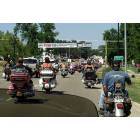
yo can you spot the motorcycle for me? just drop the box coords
[7,68,35,102]
[39,69,57,93]
[61,69,68,78]
[103,82,132,117]
[83,70,98,88]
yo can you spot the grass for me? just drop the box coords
[127,77,140,103]
[122,66,140,73]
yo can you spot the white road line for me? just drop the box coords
[6,97,13,102]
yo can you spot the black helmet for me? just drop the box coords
[112,60,120,71]
[87,60,91,65]
[45,57,50,63]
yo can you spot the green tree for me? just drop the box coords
[14,23,58,57]
[120,23,140,62]
[38,23,58,43]
[14,23,39,56]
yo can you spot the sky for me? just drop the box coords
[0,23,117,48]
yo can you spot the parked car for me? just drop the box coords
[23,57,40,78]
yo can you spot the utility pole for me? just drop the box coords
[105,40,107,68]
[69,47,70,59]
[117,23,120,55]
[124,23,127,72]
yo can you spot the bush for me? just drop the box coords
[0,61,6,67]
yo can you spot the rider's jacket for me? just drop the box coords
[102,70,130,92]
[42,63,52,69]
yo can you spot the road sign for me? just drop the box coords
[114,56,124,61]
[38,43,77,49]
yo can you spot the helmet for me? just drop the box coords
[87,60,91,65]
[45,57,50,63]
[17,57,23,64]
[112,60,120,71]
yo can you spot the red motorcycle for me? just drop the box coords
[7,68,35,102]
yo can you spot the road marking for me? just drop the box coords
[6,97,13,102]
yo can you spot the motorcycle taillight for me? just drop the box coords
[43,79,48,83]
[8,84,14,90]
[117,103,124,109]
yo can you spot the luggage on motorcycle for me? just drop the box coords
[10,68,29,81]
[10,68,30,88]
[40,69,54,78]
[85,70,97,80]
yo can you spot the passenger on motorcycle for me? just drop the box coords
[99,60,132,115]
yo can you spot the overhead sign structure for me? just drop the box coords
[38,43,77,49]
[38,42,92,49]
[77,42,92,48]
[114,56,124,61]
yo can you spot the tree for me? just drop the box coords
[103,24,140,63]
[14,23,40,56]
[120,23,140,62]
[38,23,58,43]
[14,23,59,57]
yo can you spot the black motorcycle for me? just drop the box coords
[83,70,97,88]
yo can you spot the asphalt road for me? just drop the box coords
[0,72,100,117]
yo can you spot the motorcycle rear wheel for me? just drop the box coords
[45,89,51,94]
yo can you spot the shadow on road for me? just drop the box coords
[84,86,101,89]
[15,98,48,104]
[0,88,99,117]
[51,90,64,95]
[37,90,64,95]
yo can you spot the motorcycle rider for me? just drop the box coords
[82,60,97,82]
[99,60,132,115]
[84,59,94,71]
[60,61,68,70]
[42,57,53,69]
[3,59,12,80]
[11,57,34,92]
[52,59,59,73]
[41,57,56,80]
